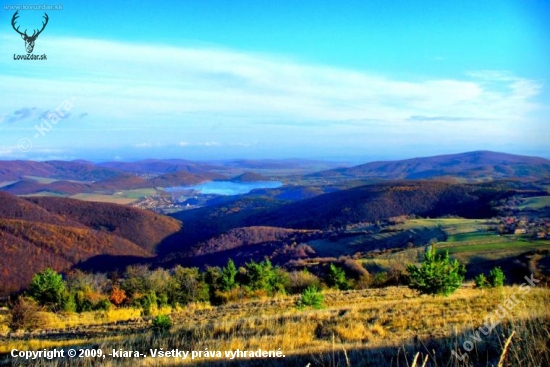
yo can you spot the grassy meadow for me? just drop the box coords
[1,285,549,366]
[518,196,550,210]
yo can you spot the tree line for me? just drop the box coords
[7,247,507,331]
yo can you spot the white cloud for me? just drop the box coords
[0,35,546,156]
[0,148,14,156]
[0,36,542,123]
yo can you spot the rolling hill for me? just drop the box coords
[2,151,549,293]
[26,196,182,253]
[0,160,120,182]
[1,179,91,195]
[308,151,550,181]
[230,172,269,182]
[0,193,181,295]
[97,159,223,174]
[165,180,546,255]
[149,171,227,187]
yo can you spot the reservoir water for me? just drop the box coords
[164,181,283,195]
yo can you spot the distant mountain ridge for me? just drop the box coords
[230,172,269,182]
[1,151,547,193]
[308,151,550,181]
[0,160,120,182]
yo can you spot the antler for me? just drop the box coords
[11,11,26,37]
[29,13,49,39]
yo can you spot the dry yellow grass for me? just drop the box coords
[1,286,549,366]
[38,308,142,330]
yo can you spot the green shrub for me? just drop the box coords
[61,292,77,313]
[326,263,350,290]
[296,286,324,309]
[173,266,210,305]
[27,268,66,310]
[474,273,488,288]
[74,291,93,312]
[95,298,112,311]
[372,272,388,287]
[136,292,157,316]
[407,245,465,296]
[156,293,169,308]
[244,259,288,295]
[152,314,172,334]
[488,266,506,287]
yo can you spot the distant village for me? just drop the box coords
[131,190,216,214]
[492,216,550,239]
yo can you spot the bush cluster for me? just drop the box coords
[9,247,482,331]
[475,266,506,288]
[10,258,343,319]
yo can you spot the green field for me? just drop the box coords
[362,218,550,271]
[519,196,550,210]
[307,218,492,258]
[443,231,502,244]
[399,218,481,227]
[395,218,490,233]
[439,239,550,255]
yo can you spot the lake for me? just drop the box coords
[164,181,283,195]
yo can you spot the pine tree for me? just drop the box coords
[407,245,465,296]
[221,259,238,291]
[326,263,350,290]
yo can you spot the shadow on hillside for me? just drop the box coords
[76,254,152,273]
[75,241,279,274]
[465,253,541,284]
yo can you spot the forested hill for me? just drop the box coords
[308,151,550,181]
[0,192,181,295]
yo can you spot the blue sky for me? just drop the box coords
[0,0,548,161]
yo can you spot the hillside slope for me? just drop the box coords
[0,192,83,227]
[26,197,181,253]
[0,193,181,295]
[249,180,529,229]
[0,160,120,181]
[0,219,151,295]
[1,179,91,195]
[168,180,545,248]
[310,151,550,181]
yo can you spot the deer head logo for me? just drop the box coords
[11,11,49,54]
